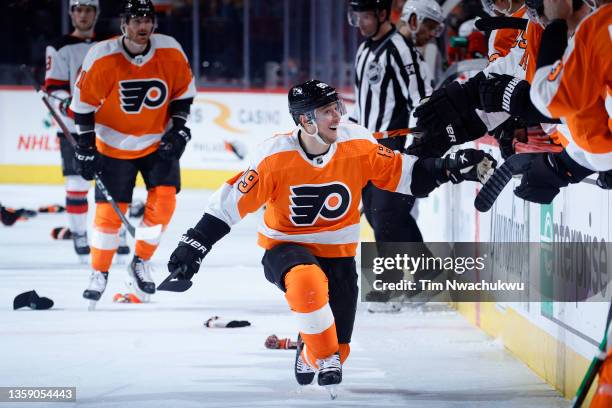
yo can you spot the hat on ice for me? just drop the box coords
[13,290,54,310]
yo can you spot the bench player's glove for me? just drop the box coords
[514,151,593,204]
[159,125,191,161]
[413,77,488,155]
[74,131,99,181]
[479,73,530,115]
[167,228,211,282]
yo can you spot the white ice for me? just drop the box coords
[0,185,568,408]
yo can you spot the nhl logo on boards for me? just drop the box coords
[289,182,351,226]
[366,61,383,85]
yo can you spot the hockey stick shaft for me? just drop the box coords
[21,65,161,240]
[572,301,612,407]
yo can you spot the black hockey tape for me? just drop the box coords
[474,154,534,212]
[474,16,528,32]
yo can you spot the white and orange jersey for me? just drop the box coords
[70,34,196,159]
[45,34,99,132]
[487,6,528,63]
[530,4,612,171]
[206,122,418,258]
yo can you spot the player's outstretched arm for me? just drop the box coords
[166,213,231,283]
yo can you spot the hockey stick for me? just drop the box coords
[474,16,528,32]
[474,153,533,212]
[21,65,162,241]
[572,302,612,407]
[157,268,193,292]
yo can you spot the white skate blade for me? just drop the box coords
[325,385,338,400]
[134,224,162,241]
[77,255,89,265]
[87,300,97,311]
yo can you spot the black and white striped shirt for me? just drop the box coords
[351,28,432,148]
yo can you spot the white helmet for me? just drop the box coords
[69,0,99,12]
[400,0,445,38]
[480,0,515,16]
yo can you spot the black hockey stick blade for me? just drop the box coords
[474,154,534,212]
[474,16,528,32]
[157,270,193,292]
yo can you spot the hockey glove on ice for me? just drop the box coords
[167,228,211,281]
[479,73,530,115]
[597,170,612,189]
[74,131,99,181]
[159,125,191,161]
[513,151,593,204]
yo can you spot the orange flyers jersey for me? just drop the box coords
[70,34,196,160]
[530,4,612,171]
[484,19,542,81]
[488,7,528,63]
[206,122,418,258]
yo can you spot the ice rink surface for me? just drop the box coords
[0,185,568,408]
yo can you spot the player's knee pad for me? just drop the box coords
[143,185,176,227]
[284,264,329,313]
[94,202,129,232]
[65,175,90,193]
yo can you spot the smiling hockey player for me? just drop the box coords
[163,80,494,395]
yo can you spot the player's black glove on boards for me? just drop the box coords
[74,131,99,181]
[167,228,211,281]
[514,151,593,204]
[490,116,528,160]
[159,125,191,161]
[596,170,612,190]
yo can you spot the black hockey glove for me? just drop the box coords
[514,151,593,204]
[438,149,497,184]
[411,149,497,197]
[479,73,530,115]
[414,76,488,153]
[0,205,24,226]
[490,116,528,160]
[74,131,99,181]
[596,170,612,189]
[159,125,191,161]
[167,228,211,281]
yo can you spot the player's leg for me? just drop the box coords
[261,244,341,386]
[85,155,136,302]
[130,154,180,295]
[59,134,91,258]
[319,257,358,365]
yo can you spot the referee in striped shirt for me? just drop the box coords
[348,0,440,309]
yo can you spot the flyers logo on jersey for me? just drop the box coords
[119,79,168,114]
[289,182,351,226]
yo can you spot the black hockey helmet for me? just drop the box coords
[121,0,156,21]
[288,80,344,125]
[348,0,392,15]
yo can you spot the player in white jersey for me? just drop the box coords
[44,0,130,259]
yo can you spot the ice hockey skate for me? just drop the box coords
[72,231,90,263]
[83,271,108,311]
[317,352,342,399]
[126,256,155,302]
[294,334,315,386]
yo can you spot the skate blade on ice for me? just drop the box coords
[325,385,338,400]
[87,300,97,311]
[77,255,89,265]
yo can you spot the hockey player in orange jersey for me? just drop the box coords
[163,80,495,390]
[69,0,196,304]
[481,0,528,63]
